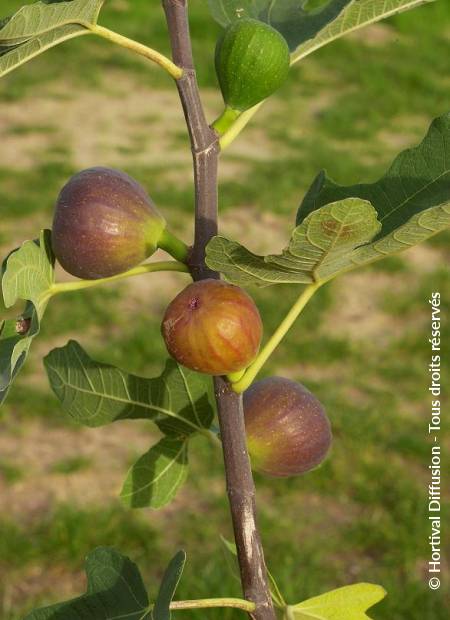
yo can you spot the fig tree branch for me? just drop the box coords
[162,2,276,619]
[162,0,219,281]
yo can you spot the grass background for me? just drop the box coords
[0,0,449,618]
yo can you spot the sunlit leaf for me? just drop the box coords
[0,24,90,77]
[207,198,380,285]
[298,112,450,254]
[0,0,105,77]
[292,0,436,63]
[290,583,386,619]
[206,113,450,286]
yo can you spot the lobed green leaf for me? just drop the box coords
[0,230,54,404]
[24,546,150,619]
[298,113,450,236]
[299,112,450,264]
[2,229,54,312]
[0,0,105,78]
[206,113,450,286]
[292,0,436,63]
[0,24,90,77]
[44,340,215,435]
[206,198,382,286]
[289,583,386,619]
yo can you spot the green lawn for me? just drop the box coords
[0,1,449,619]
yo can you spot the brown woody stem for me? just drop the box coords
[162,2,276,619]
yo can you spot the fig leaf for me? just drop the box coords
[152,551,186,620]
[292,0,436,64]
[0,0,105,78]
[44,340,215,435]
[121,437,189,510]
[206,113,450,287]
[24,547,187,619]
[289,583,386,619]
[24,546,150,619]
[0,229,54,404]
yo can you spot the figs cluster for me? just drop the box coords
[244,377,332,477]
[161,279,263,376]
[52,167,177,280]
[53,169,329,482]
[215,18,290,114]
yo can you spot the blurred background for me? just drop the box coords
[0,1,449,618]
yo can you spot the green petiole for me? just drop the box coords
[90,25,183,80]
[45,261,189,302]
[229,282,323,393]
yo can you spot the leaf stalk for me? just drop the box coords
[47,261,189,299]
[90,24,183,79]
[158,229,190,263]
[168,597,256,612]
[230,282,322,393]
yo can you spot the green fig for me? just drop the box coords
[52,167,172,280]
[214,18,290,123]
[244,377,332,478]
[162,279,263,376]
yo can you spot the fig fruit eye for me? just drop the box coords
[52,167,166,280]
[244,377,332,478]
[161,279,263,376]
[215,18,290,114]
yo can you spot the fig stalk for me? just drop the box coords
[212,106,241,136]
[158,228,190,263]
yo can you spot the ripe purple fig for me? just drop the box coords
[244,377,332,477]
[161,279,263,375]
[52,167,167,279]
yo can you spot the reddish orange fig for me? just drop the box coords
[244,377,332,478]
[161,279,262,375]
